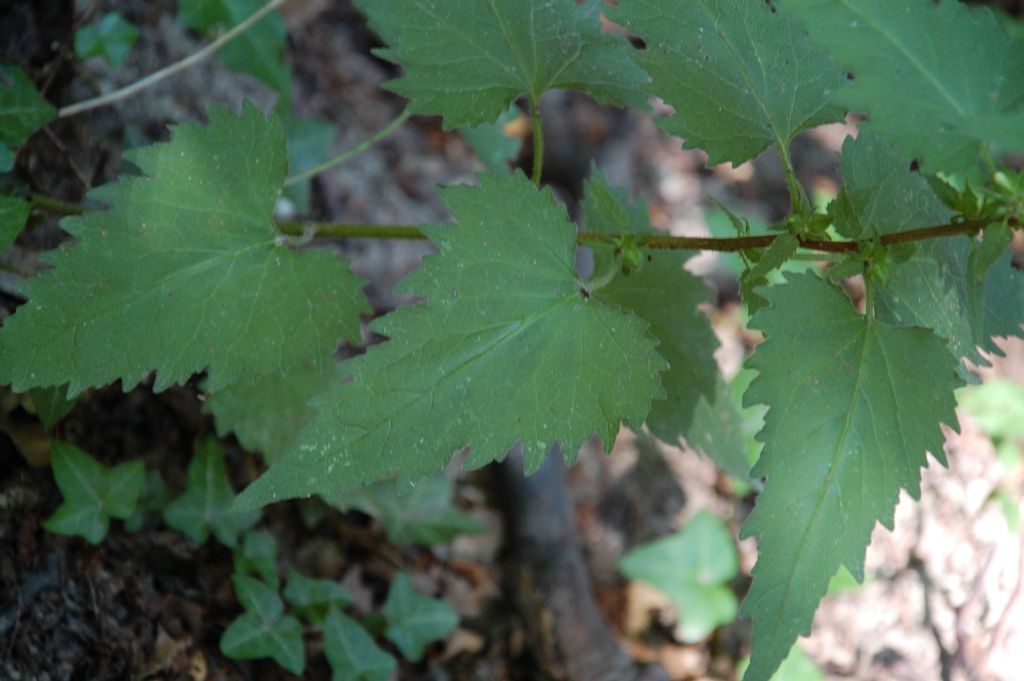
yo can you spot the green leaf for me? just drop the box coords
[686,376,759,483]
[972,222,1014,278]
[835,134,1024,374]
[178,0,291,109]
[354,0,649,129]
[779,0,1024,171]
[234,530,279,587]
[221,575,305,675]
[608,0,845,166]
[459,104,524,177]
[0,65,55,150]
[826,565,865,596]
[0,145,13,172]
[237,172,666,508]
[619,510,739,642]
[876,239,1024,381]
[0,103,369,397]
[43,441,144,544]
[283,570,352,625]
[178,0,229,28]
[163,437,259,548]
[0,194,29,251]
[738,644,824,681]
[74,12,139,67]
[740,233,799,313]
[739,272,961,681]
[281,114,335,213]
[582,172,718,441]
[580,168,654,254]
[830,133,951,240]
[27,384,77,429]
[383,573,459,662]
[824,256,865,283]
[323,609,397,681]
[124,469,171,532]
[205,362,344,464]
[959,380,1024,442]
[326,473,483,546]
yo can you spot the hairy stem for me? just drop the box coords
[777,141,806,214]
[283,108,411,187]
[58,0,286,118]
[864,266,876,322]
[29,191,1013,253]
[614,217,1004,253]
[530,96,544,186]
[277,221,428,240]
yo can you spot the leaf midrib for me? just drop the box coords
[32,236,275,368]
[335,292,579,469]
[772,320,871,625]
[836,0,968,118]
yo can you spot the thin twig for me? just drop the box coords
[282,108,411,187]
[58,0,287,118]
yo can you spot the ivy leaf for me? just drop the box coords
[0,103,368,397]
[0,194,29,251]
[383,573,459,662]
[74,12,139,67]
[221,575,305,675]
[284,570,353,625]
[237,172,666,509]
[582,172,719,442]
[739,272,961,681]
[833,133,1024,374]
[124,469,172,532]
[43,442,144,545]
[205,363,344,464]
[163,437,259,548]
[323,609,397,681]
[178,0,291,109]
[0,65,55,151]
[326,473,483,546]
[779,0,1024,171]
[607,0,845,166]
[234,530,279,587]
[459,104,524,177]
[619,510,739,642]
[354,0,649,129]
